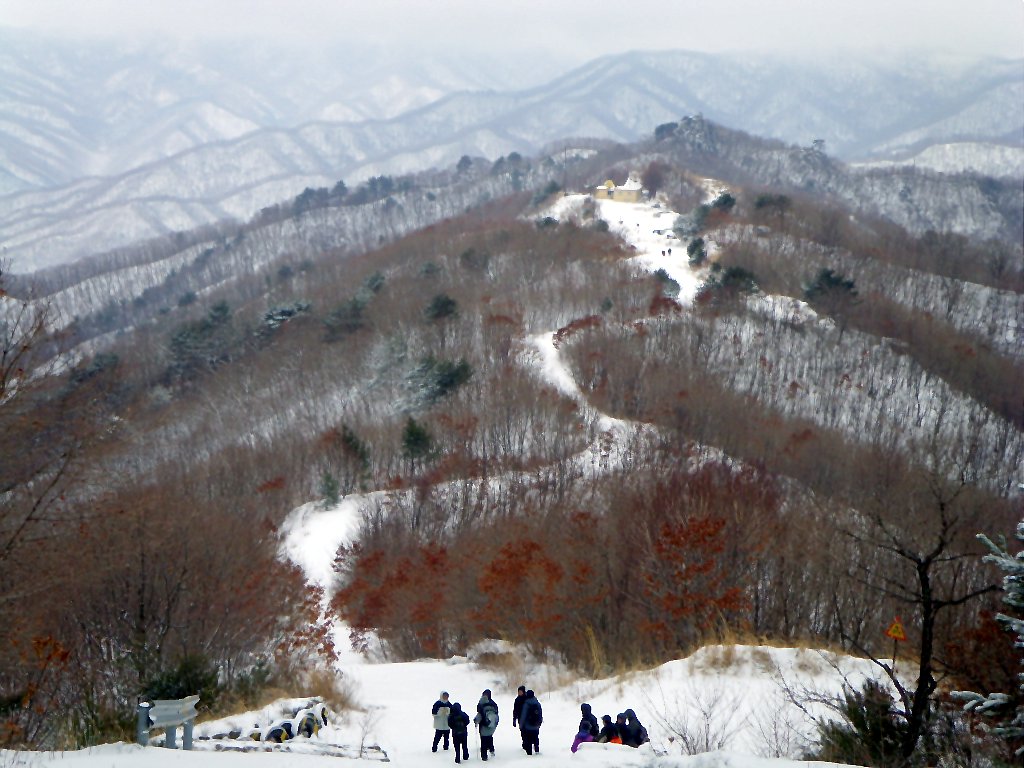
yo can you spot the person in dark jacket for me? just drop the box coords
[473,689,499,761]
[597,714,621,744]
[511,685,527,728]
[431,691,452,751]
[580,703,599,737]
[448,702,471,763]
[615,713,628,741]
[519,689,542,755]
[621,708,650,748]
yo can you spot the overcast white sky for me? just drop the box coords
[3,0,1023,62]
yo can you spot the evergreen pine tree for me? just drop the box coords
[402,417,432,474]
[319,471,340,508]
[814,679,906,766]
[425,293,458,321]
[338,425,370,493]
[957,521,1024,756]
[687,237,707,266]
[804,268,859,341]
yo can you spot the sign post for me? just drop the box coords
[885,616,906,675]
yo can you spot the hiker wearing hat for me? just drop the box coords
[511,684,526,728]
[580,703,599,737]
[519,689,543,755]
[473,688,499,761]
[621,708,650,747]
[448,702,471,763]
[598,714,622,744]
[431,691,452,752]
[571,718,596,753]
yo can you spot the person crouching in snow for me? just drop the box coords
[474,689,499,761]
[431,691,452,752]
[448,702,471,763]
[580,702,599,737]
[598,714,622,744]
[615,712,628,741]
[621,708,650,747]
[571,718,596,753]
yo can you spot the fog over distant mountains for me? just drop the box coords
[1,32,1021,272]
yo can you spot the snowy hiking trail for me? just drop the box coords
[9,190,885,768]
[280,189,715,591]
[281,189,718,601]
[269,190,885,764]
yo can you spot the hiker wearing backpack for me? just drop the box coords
[473,689,499,761]
[448,702,471,763]
[431,691,452,752]
[519,689,543,755]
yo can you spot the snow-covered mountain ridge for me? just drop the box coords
[0,29,556,192]
[2,38,1020,272]
[851,141,1024,178]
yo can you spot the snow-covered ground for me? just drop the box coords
[545,192,708,306]
[6,191,888,768]
[8,640,878,767]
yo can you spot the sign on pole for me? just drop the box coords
[885,616,906,675]
[885,617,906,642]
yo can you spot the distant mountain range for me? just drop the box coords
[2,35,1021,273]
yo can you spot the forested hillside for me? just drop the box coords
[1,120,1021,753]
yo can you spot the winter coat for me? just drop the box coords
[598,722,622,744]
[512,692,527,727]
[519,695,542,732]
[571,728,595,753]
[621,709,649,747]
[432,697,452,730]
[448,703,470,734]
[580,703,599,737]
[474,695,499,737]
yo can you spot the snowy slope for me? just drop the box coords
[851,141,1024,178]
[7,479,887,767]
[3,190,950,768]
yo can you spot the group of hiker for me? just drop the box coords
[432,689,502,763]
[431,686,648,761]
[571,705,650,752]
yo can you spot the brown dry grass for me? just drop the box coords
[473,650,525,690]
